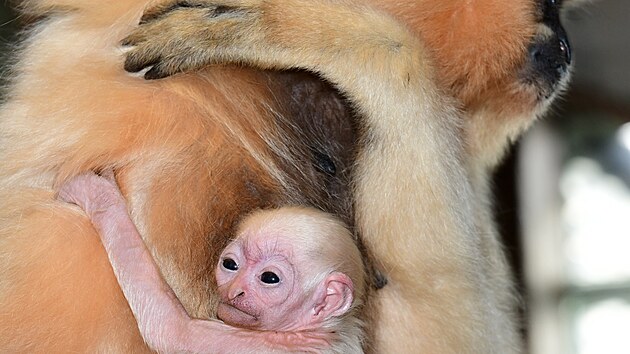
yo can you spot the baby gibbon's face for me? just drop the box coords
[215,233,315,332]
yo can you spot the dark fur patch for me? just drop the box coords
[139,1,209,25]
[213,5,241,17]
[312,148,337,176]
[265,70,359,224]
[373,270,388,290]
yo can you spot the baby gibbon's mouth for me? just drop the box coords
[217,302,259,328]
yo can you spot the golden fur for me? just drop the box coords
[0,0,572,352]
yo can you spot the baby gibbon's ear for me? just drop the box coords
[312,272,354,320]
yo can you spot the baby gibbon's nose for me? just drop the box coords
[228,283,246,300]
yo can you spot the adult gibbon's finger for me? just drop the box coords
[144,63,174,80]
[139,1,206,24]
[139,1,247,25]
[123,49,161,73]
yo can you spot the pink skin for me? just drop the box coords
[56,171,353,353]
[216,236,304,330]
[215,231,355,333]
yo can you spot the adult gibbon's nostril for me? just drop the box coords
[528,30,571,68]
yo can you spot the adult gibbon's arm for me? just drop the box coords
[122,1,493,352]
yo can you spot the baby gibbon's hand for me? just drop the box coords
[57,170,125,220]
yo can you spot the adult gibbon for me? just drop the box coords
[0,0,573,352]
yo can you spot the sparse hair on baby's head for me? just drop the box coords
[235,206,366,307]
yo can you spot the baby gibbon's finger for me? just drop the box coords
[98,169,116,183]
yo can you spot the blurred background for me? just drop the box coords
[1,1,628,353]
[515,2,630,353]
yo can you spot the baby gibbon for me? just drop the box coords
[58,171,365,353]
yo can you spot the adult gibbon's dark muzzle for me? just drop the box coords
[523,0,572,99]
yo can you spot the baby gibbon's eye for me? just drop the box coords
[222,258,238,271]
[260,271,280,284]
